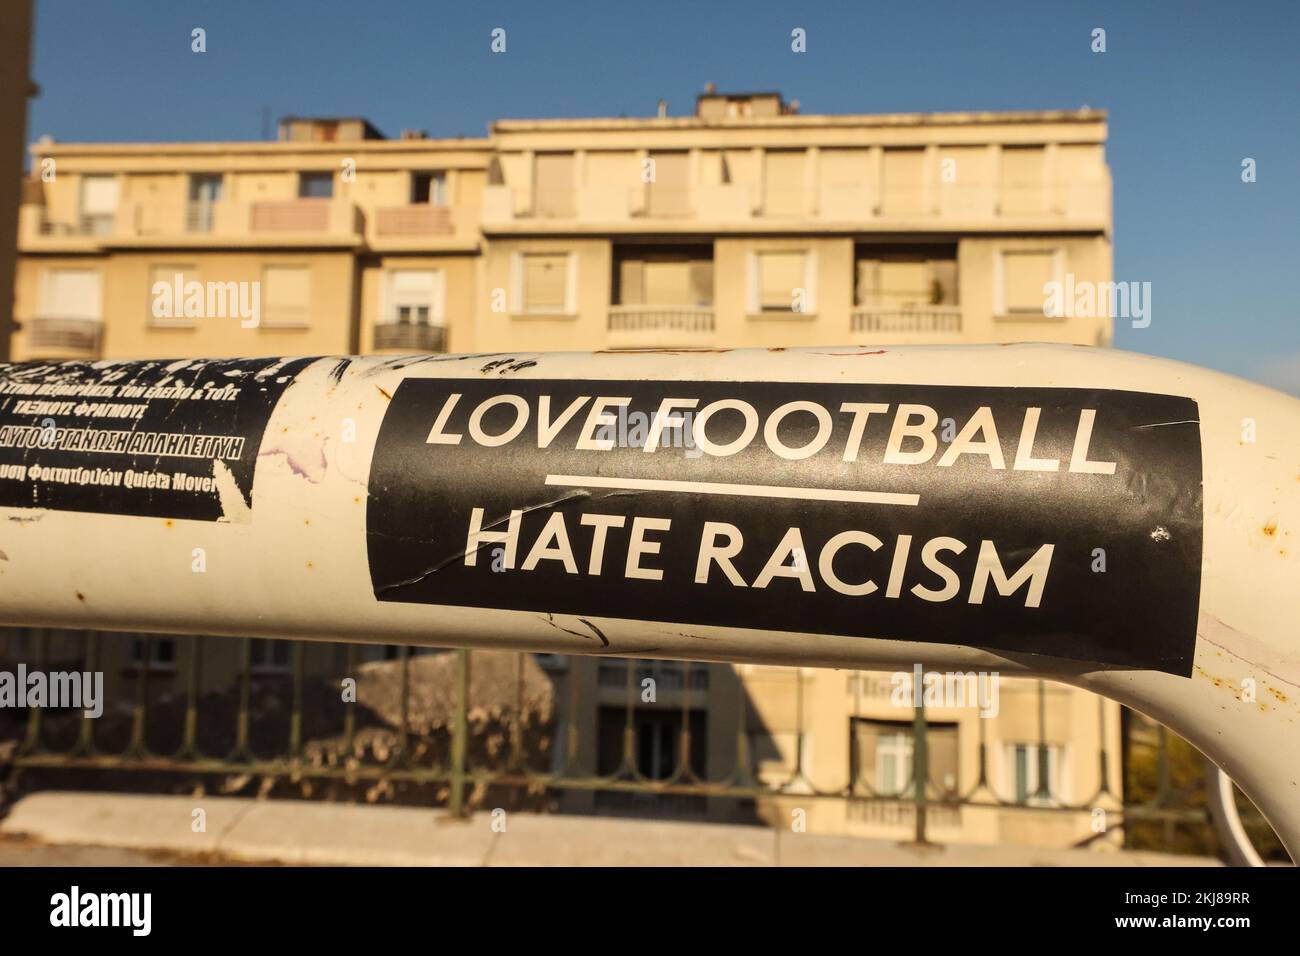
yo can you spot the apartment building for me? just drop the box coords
[6,91,1119,847]
[13,92,1111,361]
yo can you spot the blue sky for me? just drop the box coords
[26,0,1300,391]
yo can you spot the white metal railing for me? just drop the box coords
[608,304,715,334]
[851,305,961,334]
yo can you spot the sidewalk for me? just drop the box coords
[1,792,1221,867]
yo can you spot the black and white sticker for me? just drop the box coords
[0,357,313,522]
[367,378,1203,675]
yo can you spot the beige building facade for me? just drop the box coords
[7,92,1120,848]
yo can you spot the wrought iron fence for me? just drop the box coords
[0,629,1279,858]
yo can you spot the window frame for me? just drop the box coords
[260,264,312,329]
[379,268,445,327]
[410,170,448,206]
[128,634,177,673]
[747,248,817,316]
[297,171,335,200]
[995,247,1064,319]
[513,251,577,316]
[146,263,200,329]
[249,638,293,675]
[40,267,103,321]
[1005,741,1067,807]
[78,174,120,234]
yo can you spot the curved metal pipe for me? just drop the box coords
[1206,766,1266,868]
[0,344,1295,858]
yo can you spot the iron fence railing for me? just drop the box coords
[373,322,447,352]
[24,316,104,354]
[0,629,1276,857]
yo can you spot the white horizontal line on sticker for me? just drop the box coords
[544,474,920,506]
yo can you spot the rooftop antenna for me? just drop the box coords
[261,106,272,141]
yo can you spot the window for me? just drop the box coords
[187,175,223,232]
[147,264,198,327]
[999,249,1060,315]
[646,151,690,218]
[819,148,870,187]
[411,171,448,206]
[130,635,176,670]
[0,627,84,661]
[41,269,102,319]
[298,171,334,199]
[1000,146,1046,215]
[533,153,575,218]
[881,149,925,218]
[750,250,814,314]
[261,266,311,327]
[856,257,958,308]
[250,639,292,674]
[517,252,573,314]
[79,175,119,235]
[382,269,443,325]
[617,254,712,307]
[850,718,959,797]
[819,148,872,206]
[597,706,707,781]
[1007,742,1064,806]
[763,150,805,217]
[876,730,914,796]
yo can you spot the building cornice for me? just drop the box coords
[491,108,1108,134]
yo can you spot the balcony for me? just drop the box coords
[17,206,114,251]
[250,198,338,233]
[481,184,756,230]
[23,317,103,358]
[99,200,363,247]
[372,322,447,353]
[851,305,962,335]
[374,205,453,237]
[40,213,114,236]
[479,176,1109,234]
[607,304,714,349]
[366,204,473,250]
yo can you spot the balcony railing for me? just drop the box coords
[374,204,453,237]
[50,199,366,244]
[480,178,1110,228]
[851,305,962,334]
[23,208,115,238]
[250,198,333,232]
[185,201,216,233]
[373,322,447,352]
[25,317,103,355]
[608,304,715,334]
